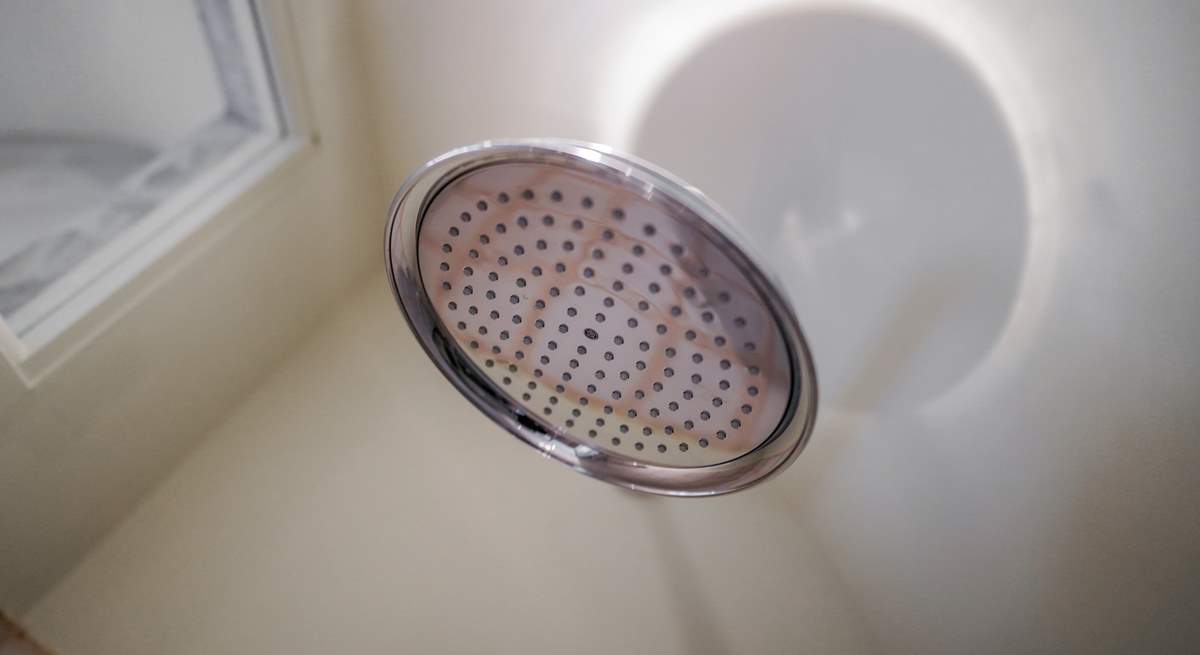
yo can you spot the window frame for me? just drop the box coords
[0,0,315,387]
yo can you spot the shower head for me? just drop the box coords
[386,139,816,496]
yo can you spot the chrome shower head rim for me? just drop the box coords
[386,138,817,496]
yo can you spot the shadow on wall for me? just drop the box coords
[1,612,52,654]
[635,6,1200,653]
[634,7,1028,416]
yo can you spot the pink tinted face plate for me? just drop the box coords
[418,162,791,466]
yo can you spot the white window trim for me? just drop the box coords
[0,0,316,387]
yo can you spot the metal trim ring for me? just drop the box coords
[386,138,817,496]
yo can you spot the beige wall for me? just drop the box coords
[354,4,1200,650]
[23,281,875,655]
[5,1,1200,653]
[0,1,387,612]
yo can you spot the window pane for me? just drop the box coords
[0,0,283,324]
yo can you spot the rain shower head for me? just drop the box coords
[386,139,816,496]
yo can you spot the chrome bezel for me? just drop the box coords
[386,138,817,496]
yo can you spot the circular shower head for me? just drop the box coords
[386,139,816,496]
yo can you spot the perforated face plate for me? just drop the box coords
[417,162,792,466]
